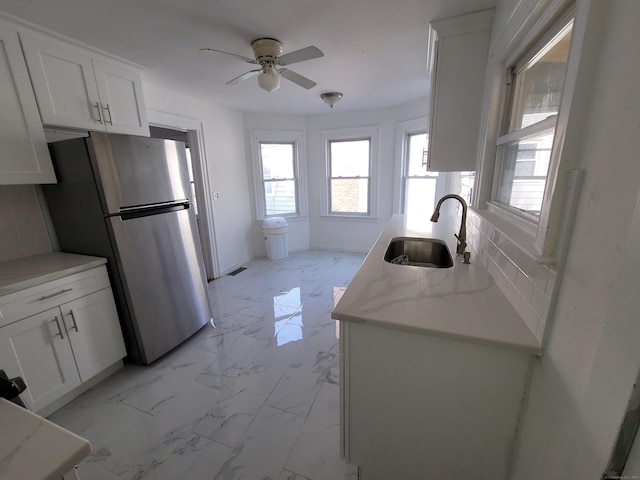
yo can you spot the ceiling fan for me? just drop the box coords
[199,38,323,93]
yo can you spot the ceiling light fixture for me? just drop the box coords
[321,92,343,108]
[258,63,280,92]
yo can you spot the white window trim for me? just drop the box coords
[473,0,582,264]
[393,117,427,214]
[319,126,379,218]
[249,129,307,221]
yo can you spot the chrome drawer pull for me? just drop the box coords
[52,316,64,340]
[38,288,73,301]
[68,310,79,332]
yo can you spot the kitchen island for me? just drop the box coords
[332,214,540,480]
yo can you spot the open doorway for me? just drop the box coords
[147,121,219,281]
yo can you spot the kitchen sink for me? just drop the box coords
[384,237,454,268]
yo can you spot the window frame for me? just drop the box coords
[474,2,579,262]
[491,10,573,222]
[395,119,440,215]
[320,126,379,218]
[249,130,307,221]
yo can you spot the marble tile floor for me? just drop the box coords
[48,250,366,480]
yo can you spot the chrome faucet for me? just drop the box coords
[430,194,470,262]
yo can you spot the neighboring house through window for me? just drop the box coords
[493,10,573,221]
[320,126,379,217]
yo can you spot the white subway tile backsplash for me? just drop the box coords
[0,185,52,262]
[504,260,519,284]
[519,298,542,340]
[531,285,551,320]
[468,210,557,343]
[515,269,534,303]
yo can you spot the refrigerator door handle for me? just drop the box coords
[116,202,191,221]
[118,200,189,213]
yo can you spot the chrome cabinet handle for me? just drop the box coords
[102,103,113,125]
[93,102,103,124]
[52,316,64,340]
[68,309,79,332]
[38,288,73,301]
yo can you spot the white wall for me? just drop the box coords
[244,100,428,256]
[307,101,427,253]
[142,82,254,275]
[491,0,640,477]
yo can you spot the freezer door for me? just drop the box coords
[107,206,211,364]
[88,132,191,213]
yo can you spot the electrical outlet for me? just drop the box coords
[213,192,220,200]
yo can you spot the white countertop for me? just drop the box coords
[0,252,106,296]
[332,214,541,354]
[0,398,90,480]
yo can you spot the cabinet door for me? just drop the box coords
[427,9,494,172]
[20,34,103,131]
[61,288,126,382]
[0,27,55,184]
[0,308,81,412]
[93,59,149,136]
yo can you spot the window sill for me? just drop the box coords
[474,205,555,265]
[256,215,308,225]
[319,214,380,223]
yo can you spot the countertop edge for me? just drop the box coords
[0,398,91,480]
[0,253,107,296]
[332,311,541,355]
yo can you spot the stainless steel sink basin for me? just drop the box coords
[384,237,454,268]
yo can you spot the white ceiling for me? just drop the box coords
[0,0,497,115]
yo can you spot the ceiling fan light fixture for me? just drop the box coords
[321,92,343,108]
[258,71,280,92]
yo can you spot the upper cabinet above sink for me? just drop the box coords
[426,9,494,172]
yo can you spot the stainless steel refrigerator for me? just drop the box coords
[43,132,213,365]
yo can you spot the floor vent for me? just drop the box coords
[227,267,247,276]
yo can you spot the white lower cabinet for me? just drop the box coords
[340,321,532,480]
[0,307,81,412]
[0,265,126,415]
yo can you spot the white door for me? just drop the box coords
[0,307,81,412]
[0,27,54,184]
[61,289,126,382]
[93,59,149,136]
[20,34,103,131]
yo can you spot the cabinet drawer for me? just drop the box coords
[0,266,110,327]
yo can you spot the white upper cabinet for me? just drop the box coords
[20,33,149,136]
[0,25,55,184]
[426,9,494,172]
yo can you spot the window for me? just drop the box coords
[250,130,306,220]
[260,143,297,216]
[402,132,439,217]
[329,139,370,214]
[493,13,573,220]
[321,127,379,217]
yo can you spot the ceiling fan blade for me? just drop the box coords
[226,69,261,85]
[199,48,257,64]
[278,46,324,66]
[279,69,317,89]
